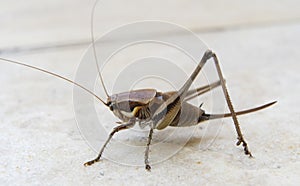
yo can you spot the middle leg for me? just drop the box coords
[144,128,154,171]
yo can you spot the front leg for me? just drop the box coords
[84,121,135,166]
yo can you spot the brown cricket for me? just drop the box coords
[0,49,276,171]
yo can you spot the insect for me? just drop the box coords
[0,50,276,171]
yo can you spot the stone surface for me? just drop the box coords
[0,1,299,185]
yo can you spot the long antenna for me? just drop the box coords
[91,0,109,97]
[0,57,108,106]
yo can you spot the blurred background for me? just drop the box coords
[0,0,299,185]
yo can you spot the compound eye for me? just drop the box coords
[108,102,115,111]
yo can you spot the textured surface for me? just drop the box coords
[0,1,299,185]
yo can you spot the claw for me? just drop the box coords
[84,159,100,167]
[236,137,253,157]
[145,164,151,171]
